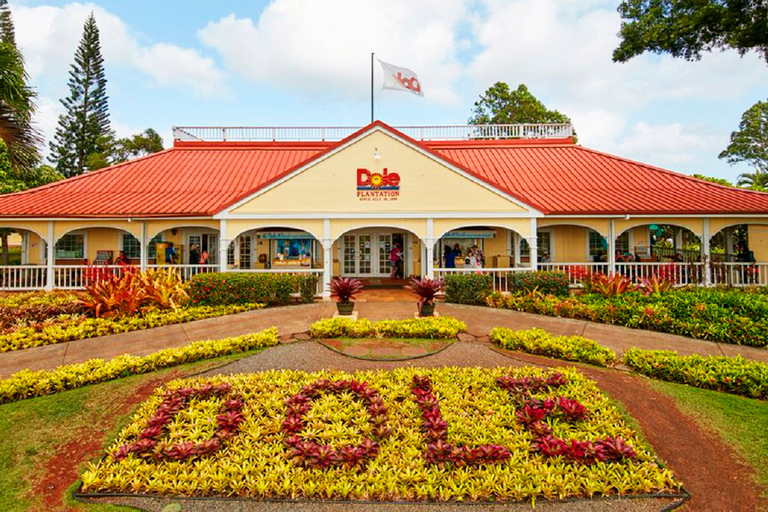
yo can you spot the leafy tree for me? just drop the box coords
[613,1,768,64]
[719,99,768,177]
[469,82,574,127]
[112,128,164,164]
[49,13,113,177]
[692,174,733,187]
[734,171,768,190]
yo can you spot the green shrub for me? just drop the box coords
[509,271,570,296]
[188,272,318,306]
[491,327,618,367]
[444,273,492,304]
[0,328,279,404]
[486,287,768,347]
[298,274,319,304]
[624,348,768,399]
[310,317,466,339]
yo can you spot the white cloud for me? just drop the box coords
[12,2,225,96]
[198,0,466,104]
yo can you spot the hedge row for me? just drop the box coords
[188,272,318,306]
[0,303,263,352]
[487,287,768,347]
[0,328,279,404]
[491,327,619,367]
[310,317,466,339]
[624,348,768,400]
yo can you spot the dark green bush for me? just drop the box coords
[188,272,318,306]
[445,273,493,304]
[510,271,570,296]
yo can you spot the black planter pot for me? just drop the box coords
[336,301,355,315]
[419,302,436,317]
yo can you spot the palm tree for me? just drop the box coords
[0,42,41,171]
[736,171,768,190]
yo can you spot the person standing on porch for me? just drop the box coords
[390,243,403,278]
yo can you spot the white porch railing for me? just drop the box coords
[0,265,47,290]
[0,263,765,292]
[434,267,534,294]
[172,123,574,142]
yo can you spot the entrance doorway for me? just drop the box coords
[341,229,406,278]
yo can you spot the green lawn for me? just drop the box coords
[0,349,264,511]
[650,380,768,496]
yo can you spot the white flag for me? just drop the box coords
[378,59,424,97]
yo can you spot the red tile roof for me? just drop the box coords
[0,121,766,217]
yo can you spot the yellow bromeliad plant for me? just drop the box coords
[81,367,680,502]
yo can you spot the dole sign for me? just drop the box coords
[357,168,400,201]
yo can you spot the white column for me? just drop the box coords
[528,217,538,270]
[218,219,228,273]
[513,233,521,267]
[702,218,711,286]
[45,221,54,291]
[322,219,332,298]
[608,220,616,275]
[425,238,435,279]
[674,227,683,253]
[140,221,148,271]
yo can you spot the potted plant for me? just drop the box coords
[330,277,364,315]
[406,276,445,317]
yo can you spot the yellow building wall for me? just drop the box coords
[748,225,768,262]
[550,225,589,261]
[53,221,141,240]
[538,219,609,237]
[86,228,121,263]
[330,219,427,241]
[28,232,43,264]
[225,219,324,242]
[145,220,219,241]
[231,131,531,215]
[614,218,703,238]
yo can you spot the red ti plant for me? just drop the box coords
[406,277,445,316]
[329,277,364,304]
[589,273,634,297]
[637,273,674,295]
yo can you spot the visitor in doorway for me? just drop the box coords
[200,248,210,265]
[115,250,129,266]
[189,244,200,266]
[444,245,455,268]
[453,243,463,258]
[540,251,551,263]
[165,242,177,265]
[472,244,485,267]
[389,243,403,278]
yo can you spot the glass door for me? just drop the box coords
[357,235,372,275]
[378,234,392,275]
[343,235,356,275]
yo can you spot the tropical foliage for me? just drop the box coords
[80,367,680,501]
[0,328,278,404]
[486,286,768,347]
[310,317,465,339]
[719,98,768,181]
[624,349,768,400]
[189,272,317,306]
[444,273,492,304]
[491,327,619,367]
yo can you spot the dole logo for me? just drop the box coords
[357,168,400,190]
[395,72,421,94]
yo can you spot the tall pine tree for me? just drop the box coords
[49,13,112,177]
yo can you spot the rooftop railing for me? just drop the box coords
[172,124,574,142]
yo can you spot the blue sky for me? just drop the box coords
[11,0,768,182]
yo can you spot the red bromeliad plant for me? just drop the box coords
[589,273,634,297]
[637,273,675,295]
[411,375,512,467]
[282,378,390,470]
[113,382,244,462]
[329,277,364,304]
[406,277,445,316]
[496,372,636,465]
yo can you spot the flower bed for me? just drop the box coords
[0,328,278,404]
[624,348,768,399]
[310,317,466,339]
[0,303,263,352]
[491,327,618,367]
[188,272,318,306]
[81,367,680,501]
[486,287,768,347]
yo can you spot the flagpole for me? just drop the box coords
[370,52,374,123]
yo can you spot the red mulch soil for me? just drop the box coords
[507,352,767,512]
[29,372,184,511]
